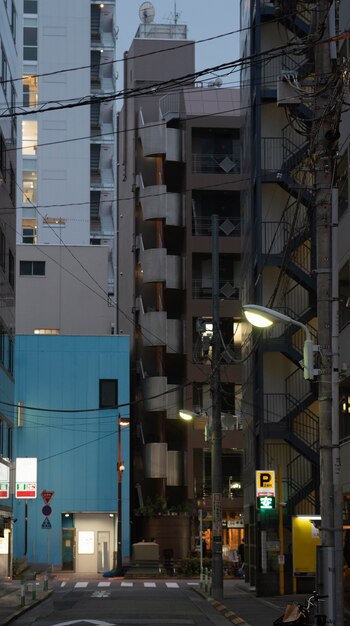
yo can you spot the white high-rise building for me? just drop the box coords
[16,0,117,335]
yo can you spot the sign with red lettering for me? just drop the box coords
[41,490,54,504]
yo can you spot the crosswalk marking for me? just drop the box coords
[56,579,200,590]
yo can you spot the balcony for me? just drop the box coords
[139,184,183,226]
[90,101,114,141]
[192,152,240,174]
[139,112,183,161]
[91,49,115,94]
[192,279,239,300]
[90,144,114,190]
[137,298,183,353]
[138,243,182,289]
[141,376,183,419]
[192,215,240,237]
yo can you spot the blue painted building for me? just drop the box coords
[13,335,130,573]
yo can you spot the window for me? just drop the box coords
[22,120,37,156]
[24,0,38,13]
[20,260,45,276]
[99,379,118,408]
[23,76,38,107]
[23,27,37,61]
[23,171,37,204]
[22,219,37,244]
[0,420,3,456]
[8,250,14,288]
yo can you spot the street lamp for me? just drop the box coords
[243,303,342,622]
[243,304,319,380]
[117,415,129,572]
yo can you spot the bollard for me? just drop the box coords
[31,581,36,602]
[20,580,25,608]
[43,573,48,591]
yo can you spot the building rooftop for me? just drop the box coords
[136,22,187,40]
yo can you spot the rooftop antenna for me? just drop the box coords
[167,2,181,25]
[173,2,179,25]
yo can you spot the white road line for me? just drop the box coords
[60,582,67,587]
[98,582,111,587]
[121,581,133,587]
[187,582,199,586]
[75,582,89,588]
[165,582,179,588]
[144,582,156,587]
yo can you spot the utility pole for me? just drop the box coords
[313,3,343,625]
[211,214,223,599]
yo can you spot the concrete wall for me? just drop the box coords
[15,244,115,335]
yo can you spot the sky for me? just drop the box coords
[116,1,240,93]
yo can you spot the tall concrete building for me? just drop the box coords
[240,0,345,598]
[9,0,132,573]
[16,0,117,334]
[0,0,20,576]
[118,12,244,560]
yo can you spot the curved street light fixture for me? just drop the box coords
[243,304,319,380]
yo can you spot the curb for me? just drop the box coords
[193,586,252,626]
[2,589,53,625]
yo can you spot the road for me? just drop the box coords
[10,578,230,626]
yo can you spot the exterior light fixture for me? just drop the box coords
[243,304,319,380]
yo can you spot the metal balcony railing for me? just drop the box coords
[192,216,240,237]
[192,280,239,300]
[192,152,240,174]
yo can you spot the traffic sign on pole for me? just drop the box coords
[41,517,52,529]
[41,490,54,504]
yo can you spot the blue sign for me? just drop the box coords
[42,504,52,517]
[41,517,52,529]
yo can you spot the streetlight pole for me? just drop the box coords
[117,415,128,572]
[211,214,223,599]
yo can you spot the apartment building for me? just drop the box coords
[118,15,244,561]
[339,2,350,533]
[10,0,131,572]
[0,0,20,576]
[240,1,319,595]
[17,0,117,334]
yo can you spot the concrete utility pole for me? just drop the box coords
[211,214,223,599]
[313,3,343,625]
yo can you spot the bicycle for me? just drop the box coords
[273,591,328,626]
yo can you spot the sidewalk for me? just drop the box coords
[199,579,350,626]
[0,571,52,626]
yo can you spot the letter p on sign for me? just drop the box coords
[256,470,275,495]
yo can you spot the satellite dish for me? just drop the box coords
[139,2,155,23]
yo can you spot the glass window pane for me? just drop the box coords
[24,1,38,13]
[20,261,32,275]
[33,261,45,275]
[23,28,37,46]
